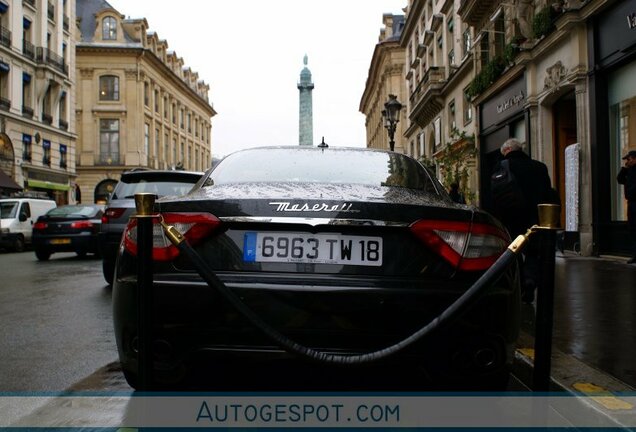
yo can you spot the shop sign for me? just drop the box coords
[480,76,526,131]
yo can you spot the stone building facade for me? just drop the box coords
[75,0,215,203]
[0,0,76,204]
[359,14,406,153]
[363,0,636,256]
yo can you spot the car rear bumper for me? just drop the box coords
[113,270,520,384]
[33,232,99,253]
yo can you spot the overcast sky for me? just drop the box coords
[105,0,406,158]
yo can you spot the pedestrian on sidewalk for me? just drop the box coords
[617,149,636,264]
[490,138,555,303]
[448,182,465,204]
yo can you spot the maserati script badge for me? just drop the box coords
[269,201,359,213]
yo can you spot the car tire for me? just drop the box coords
[35,249,51,261]
[103,258,115,285]
[13,235,25,253]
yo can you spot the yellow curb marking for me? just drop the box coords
[573,383,634,410]
[518,348,535,360]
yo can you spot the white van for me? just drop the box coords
[0,198,57,251]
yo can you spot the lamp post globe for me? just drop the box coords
[383,94,403,151]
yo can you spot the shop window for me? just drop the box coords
[99,75,119,101]
[608,62,636,222]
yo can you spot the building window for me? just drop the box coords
[154,89,159,112]
[172,104,176,124]
[448,100,456,133]
[463,89,473,125]
[155,127,160,158]
[180,109,184,129]
[99,75,119,101]
[58,91,67,130]
[22,134,32,161]
[144,82,149,106]
[187,112,191,132]
[448,49,455,66]
[479,31,490,68]
[163,96,168,118]
[180,141,185,163]
[59,144,67,169]
[494,14,505,58]
[164,133,169,164]
[462,27,472,58]
[195,118,199,137]
[102,16,117,40]
[172,139,177,165]
[99,119,119,164]
[42,86,52,124]
[144,123,150,156]
[22,73,32,116]
[42,139,51,166]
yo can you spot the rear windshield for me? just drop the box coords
[207,148,440,193]
[0,201,18,219]
[111,174,201,199]
[46,205,103,218]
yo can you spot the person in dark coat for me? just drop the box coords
[448,182,465,204]
[491,138,554,303]
[617,149,636,264]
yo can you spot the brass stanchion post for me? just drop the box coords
[133,193,157,391]
[532,203,560,392]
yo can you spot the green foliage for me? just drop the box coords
[466,56,506,99]
[532,6,556,39]
[420,128,477,203]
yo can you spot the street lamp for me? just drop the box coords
[382,94,403,151]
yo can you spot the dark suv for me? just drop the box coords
[99,169,203,285]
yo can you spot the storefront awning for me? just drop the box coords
[0,170,22,191]
[27,179,70,191]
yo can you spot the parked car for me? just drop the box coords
[32,204,105,260]
[113,146,520,390]
[0,198,57,252]
[99,169,204,285]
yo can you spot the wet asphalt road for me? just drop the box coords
[0,250,117,392]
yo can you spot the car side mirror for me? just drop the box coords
[19,213,27,222]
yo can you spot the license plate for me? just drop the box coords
[50,238,71,245]
[243,232,383,266]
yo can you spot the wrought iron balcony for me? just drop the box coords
[59,119,68,130]
[408,67,445,127]
[0,26,11,49]
[22,40,35,60]
[36,47,68,75]
[0,97,10,111]
[42,113,53,124]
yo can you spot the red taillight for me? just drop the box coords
[102,207,126,224]
[123,212,221,261]
[71,220,94,229]
[410,219,509,271]
[33,222,48,230]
